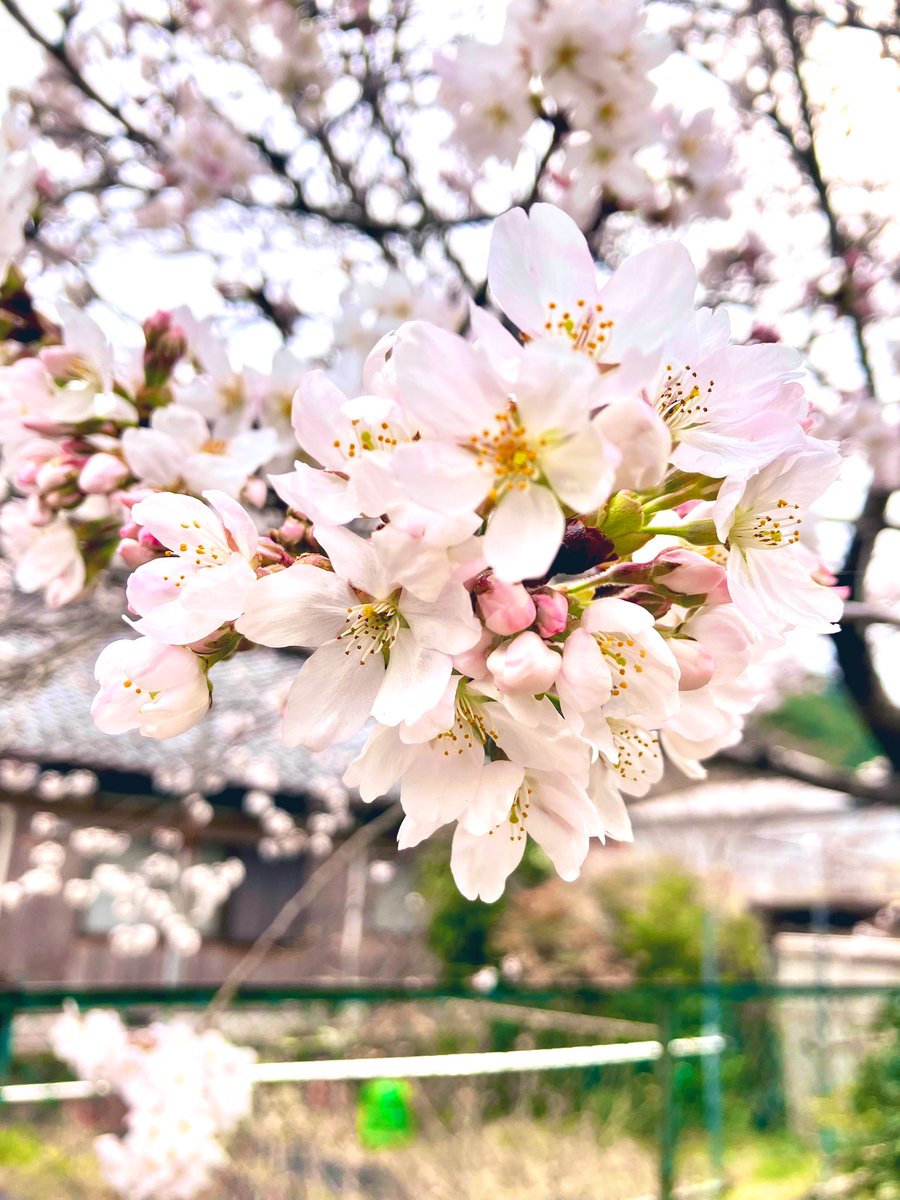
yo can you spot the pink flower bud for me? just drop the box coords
[669,638,715,691]
[118,538,159,569]
[36,459,79,493]
[242,476,268,509]
[137,527,165,551]
[79,453,130,494]
[656,548,726,595]
[533,589,569,638]
[486,631,559,696]
[475,574,536,635]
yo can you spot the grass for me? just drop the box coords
[0,1087,826,1200]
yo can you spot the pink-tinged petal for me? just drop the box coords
[270,463,359,528]
[236,563,357,647]
[391,321,504,436]
[460,760,524,836]
[203,490,259,558]
[139,681,210,739]
[151,404,208,448]
[127,558,202,617]
[91,690,141,735]
[401,581,482,655]
[176,555,256,617]
[343,724,418,803]
[451,822,524,902]
[392,441,492,516]
[128,602,226,645]
[372,629,451,726]
[469,302,524,383]
[589,764,634,842]
[541,427,617,512]
[313,524,387,597]
[484,485,565,583]
[281,641,383,750]
[131,492,228,557]
[599,242,697,357]
[593,397,670,492]
[400,741,482,824]
[488,204,597,336]
[291,371,348,466]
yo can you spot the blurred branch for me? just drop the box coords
[206,802,402,1018]
[718,740,899,808]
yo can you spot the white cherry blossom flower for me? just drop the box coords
[122,405,278,497]
[92,638,210,739]
[391,327,618,581]
[125,491,260,644]
[236,525,482,749]
[712,440,843,633]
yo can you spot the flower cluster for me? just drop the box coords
[51,1007,255,1200]
[0,304,284,608]
[436,0,736,222]
[90,204,843,902]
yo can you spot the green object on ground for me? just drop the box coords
[357,1078,415,1149]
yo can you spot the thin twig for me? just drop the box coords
[206,803,401,1019]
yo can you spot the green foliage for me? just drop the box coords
[834,995,900,1197]
[417,834,551,979]
[596,866,763,987]
[757,684,882,770]
[0,1127,43,1168]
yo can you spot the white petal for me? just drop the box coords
[488,204,597,335]
[392,441,491,515]
[313,525,387,597]
[399,741,482,824]
[451,823,524,902]
[270,463,359,527]
[281,642,384,750]
[401,581,482,654]
[291,371,348,466]
[392,321,503,436]
[483,485,565,582]
[372,630,452,727]
[343,724,418,803]
[460,760,525,835]
[599,242,697,358]
[589,764,634,842]
[541,427,617,512]
[203,490,258,559]
[236,564,357,647]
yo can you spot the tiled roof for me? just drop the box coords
[0,592,359,800]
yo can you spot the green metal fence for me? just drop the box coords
[0,981,897,1199]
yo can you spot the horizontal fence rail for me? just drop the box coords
[0,1034,727,1102]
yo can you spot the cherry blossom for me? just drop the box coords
[92,638,210,739]
[236,525,482,749]
[125,491,260,645]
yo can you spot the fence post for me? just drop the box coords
[0,1001,13,1091]
[702,911,726,1193]
[657,995,677,1200]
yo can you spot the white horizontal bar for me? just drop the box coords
[0,1034,727,1101]
[0,1079,110,1103]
